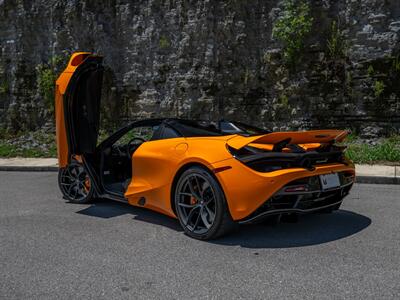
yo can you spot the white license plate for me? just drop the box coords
[320,173,340,190]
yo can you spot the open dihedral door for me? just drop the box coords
[55,53,103,167]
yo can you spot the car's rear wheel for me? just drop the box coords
[174,166,235,240]
[58,162,94,204]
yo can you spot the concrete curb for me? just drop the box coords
[356,176,399,185]
[0,159,398,184]
[0,166,58,172]
[0,158,58,172]
[355,164,399,185]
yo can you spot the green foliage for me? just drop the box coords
[279,94,289,107]
[326,20,347,60]
[263,52,272,64]
[37,67,56,110]
[243,68,250,85]
[344,133,357,143]
[0,143,56,158]
[0,80,9,94]
[346,136,400,164]
[0,127,9,140]
[373,80,385,98]
[36,55,66,112]
[0,130,57,158]
[367,65,374,77]
[392,55,400,73]
[159,35,171,49]
[272,0,313,67]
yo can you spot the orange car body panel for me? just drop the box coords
[124,136,233,217]
[212,159,355,220]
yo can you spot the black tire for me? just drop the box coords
[174,166,236,240]
[58,162,94,204]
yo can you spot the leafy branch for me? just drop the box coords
[272,0,313,68]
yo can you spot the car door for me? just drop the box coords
[55,53,104,166]
[64,55,103,154]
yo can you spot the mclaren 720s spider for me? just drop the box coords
[55,53,356,240]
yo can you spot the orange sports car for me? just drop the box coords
[55,53,355,240]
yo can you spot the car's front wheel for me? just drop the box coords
[58,162,94,204]
[174,166,235,240]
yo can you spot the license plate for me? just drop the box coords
[320,173,340,190]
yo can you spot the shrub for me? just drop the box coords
[327,20,347,60]
[272,0,313,67]
[373,80,385,98]
[36,55,66,112]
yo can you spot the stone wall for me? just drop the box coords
[0,0,399,136]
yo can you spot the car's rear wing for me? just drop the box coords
[226,130,349,150]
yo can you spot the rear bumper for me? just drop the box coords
[238,178,353,224]
[212,158,355,221]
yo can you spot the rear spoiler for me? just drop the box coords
[227,130,349,150]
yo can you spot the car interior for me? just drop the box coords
[99,120,180,195]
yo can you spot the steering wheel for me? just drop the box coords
[126,137,146,157]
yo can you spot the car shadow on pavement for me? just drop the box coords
[76,199,183,232]
[213,210,371,249]
[76,201,370,248]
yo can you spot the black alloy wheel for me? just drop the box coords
[58,162,94,204]
[174,166,235,240]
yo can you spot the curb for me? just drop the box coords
[0,165,398,184]
[0,166,58,172]
[356,176,399,185]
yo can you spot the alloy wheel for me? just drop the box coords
[176,173,217,234]
[59,164,91,202]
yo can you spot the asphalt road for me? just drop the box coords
[0,172,399,299]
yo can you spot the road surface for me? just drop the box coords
[0,172,399,299]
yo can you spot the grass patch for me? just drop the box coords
[345,136,400,164]
[0,143,56,158]
[0,130,57,158]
